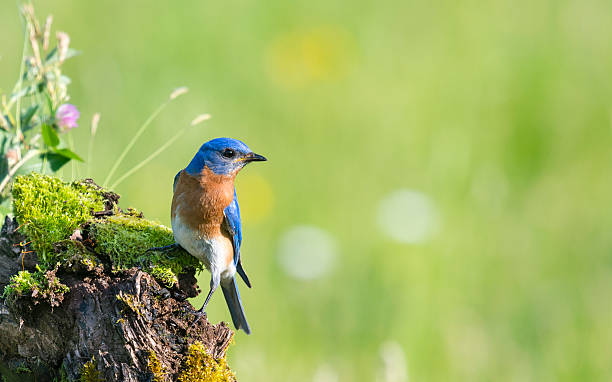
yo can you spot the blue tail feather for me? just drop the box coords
[221,277,251,335]
[236,261,251,288]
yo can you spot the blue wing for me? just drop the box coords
[223,190,242,264]
[223,189,251,288]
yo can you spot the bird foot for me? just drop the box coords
[190,308,207,328]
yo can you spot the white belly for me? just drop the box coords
[171,213,236,280]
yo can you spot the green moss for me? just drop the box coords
[147,351,166,382]
[12,173,105,264]
[178,341,236,382]
[53,240,98,271]
[14,365,31,374]
[2,268,69,307]
[89,214,202,278]
[80,356,102,382]
[2,271,38,299]
[89,214,173,268]
[150,265,178,288]
[8,174,201,306]
[53,364,69,382]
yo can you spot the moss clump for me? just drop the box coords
[2,271,38,300]
[54,240,99,272]
[89,214,202,280]
[80,356,103,382]
[178,341,236,382]
[7,174,202,314]
[54,364,69,382]
[148,351,166,382]
[89,214,173,268]
[12,173,105,264]
[2,267,69,308]
[150,265,178,288]
[15,365,32,374]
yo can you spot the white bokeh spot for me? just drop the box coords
[313,364,339,382]
[278,225,337,280]
[377,341,408,382]
[377,189,440,244]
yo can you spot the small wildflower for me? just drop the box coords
[56,31,70,63]
[190,113,211,126]
[91,113,101,136]
[56,103,80,130]
[169,86,188,100]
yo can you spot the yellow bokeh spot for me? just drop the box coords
[235,173,274,224]
[265,26,352,89]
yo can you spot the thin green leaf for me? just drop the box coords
[52,147,83,162]
[9,85,36,102]
[41,124,60,147]
[44,93,54,114]
[45,48,81,64]
[0,196,11,220]
[20,105,39,127]
[45,47,57,62]
[16,153,49,175]
[44,153,70,172]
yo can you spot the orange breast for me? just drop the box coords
[171,167,236,238]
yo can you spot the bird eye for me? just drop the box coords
[222,148,236,158]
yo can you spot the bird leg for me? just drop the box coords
[191,273,220,327]
[140,243,182,270]
[145,243,180,253]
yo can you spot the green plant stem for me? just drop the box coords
[68,134,77,180]
[87,131,95,177]
[103,99,173,187]
[14,21,29,142]
[110,128,187,189]
[40,154,47,174]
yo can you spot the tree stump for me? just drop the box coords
[0,176,238,381]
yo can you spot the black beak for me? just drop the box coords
[244,152,267,163]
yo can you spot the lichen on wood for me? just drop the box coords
[178,341,236,382]
[80,357,103,382]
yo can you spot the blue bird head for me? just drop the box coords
[185,137,267,176]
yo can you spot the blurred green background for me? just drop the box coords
[2,0,612,380]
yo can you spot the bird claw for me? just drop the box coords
[190,308,207,328]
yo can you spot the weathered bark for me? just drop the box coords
[0,217,235,381]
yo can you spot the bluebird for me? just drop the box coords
[150,138,266,334]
